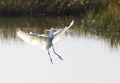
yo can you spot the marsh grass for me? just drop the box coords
[0,0,120,47]
[80,1,120,47]
[83,1,120,32]
[0,0,114,16]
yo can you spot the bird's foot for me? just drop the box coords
[50,58,53,64]
[58,56,63,60]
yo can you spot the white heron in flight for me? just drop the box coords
[16,20,74,63]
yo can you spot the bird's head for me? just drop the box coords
[49,28,57,34]
[50,28,56,31]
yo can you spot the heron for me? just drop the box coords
[16,20,74,64]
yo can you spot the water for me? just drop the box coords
[0,17,120,83]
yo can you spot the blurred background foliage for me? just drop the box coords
[0,0,120,47]
[0,0,119,16]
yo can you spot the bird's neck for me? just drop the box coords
[48,34,54,38]
[49,31,54,37]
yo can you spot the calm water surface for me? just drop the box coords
[0,17,120,83]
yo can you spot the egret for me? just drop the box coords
[16,20,74,64]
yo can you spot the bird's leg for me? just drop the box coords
[48,50,53,64]
[52,44,63,60]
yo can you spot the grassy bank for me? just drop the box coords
[0,16,119,47]
[83,1,120,31]
[0,0,119,29]
[0,0,120,47]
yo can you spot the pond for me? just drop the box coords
[0,17,120,83]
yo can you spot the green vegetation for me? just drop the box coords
[83,1,120,31]
[80,0,120,47]
[0,0,87,16]
[0,0,120,47]
[0,0,119,30]
[0,16,119,48]
[0,0,117,16]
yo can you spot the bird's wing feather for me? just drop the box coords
[16,29,47,46]
[53,20,74,43]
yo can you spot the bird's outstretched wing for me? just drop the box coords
[16,29,47,46]
[53,20,74,43]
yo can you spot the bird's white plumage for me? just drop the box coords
[16,29,47,47]
[16,20,74,50]
[53,20,74,43]
[16,20,74,63]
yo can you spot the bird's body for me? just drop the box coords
[16,20,74,63]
